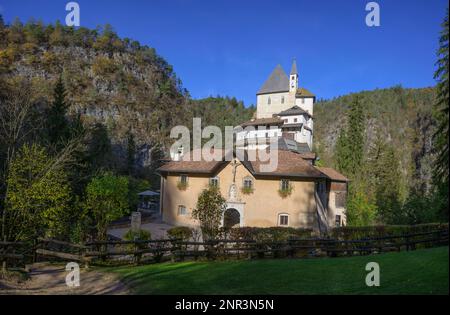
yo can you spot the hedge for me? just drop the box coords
[330,223,449,240]
[226,227,314,242]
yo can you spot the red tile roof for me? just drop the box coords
[316,167,349,182]
[243,150,325,178]
[157,149,229,174]
[158,149,328,179]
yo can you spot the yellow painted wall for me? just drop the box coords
[161,161,319,229]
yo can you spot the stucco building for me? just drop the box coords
[158,149,347,232]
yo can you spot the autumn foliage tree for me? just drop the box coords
[5,144,73,241]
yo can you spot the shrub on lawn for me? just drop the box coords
[124,229,151,241]
[122,229,152,263]
[167,226,193,241]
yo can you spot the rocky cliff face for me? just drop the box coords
[0,21,189,169]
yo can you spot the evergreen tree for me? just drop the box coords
[432,8,449,222]
[433,9,449,184]
[335,129,350,175]
[335,95,365,179]
[367,135,402,224]
[46,77,70,149]
[86,123,113,172]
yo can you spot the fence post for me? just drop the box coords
[82,243,89,270]
[1,244,7,272]
[33,238,38,263]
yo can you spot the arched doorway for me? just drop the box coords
[224,208,241,229]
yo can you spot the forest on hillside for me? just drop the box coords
[315,86,436,197]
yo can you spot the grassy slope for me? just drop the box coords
[111,246,449,295]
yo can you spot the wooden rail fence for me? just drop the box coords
[1,229,448,270]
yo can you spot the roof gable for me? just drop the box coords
[257,65,289,95]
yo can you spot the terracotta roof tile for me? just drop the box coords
[157,149,229,174]
[158,149,324,179]
[316,167,349,182]
[243,150,325,178]
[239,117,284,128]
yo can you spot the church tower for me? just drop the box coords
[289,59,298,93]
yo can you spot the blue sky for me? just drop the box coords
[0,0,447,105]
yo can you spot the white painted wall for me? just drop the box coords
[236,128,281,142]
[256,92,293,118]
[295,97,314,116]
[278,114,306,125]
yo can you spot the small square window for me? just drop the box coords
[279,214,289,226]
[180,175,188,184]
[294,118,298,123]
[280,179,290,191]
[178,205,187,216]
[281,96,285,104]
[243,177,253,189]
[210,177,219,187]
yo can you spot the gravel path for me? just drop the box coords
[0,263,129,295]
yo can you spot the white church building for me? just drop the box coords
[236,60,315,151]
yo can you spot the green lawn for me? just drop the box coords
[111,246,449,295]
